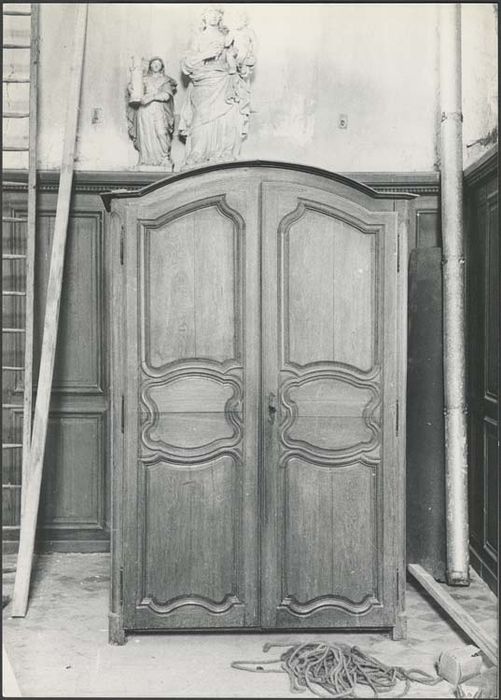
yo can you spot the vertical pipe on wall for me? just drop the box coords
[439,3,470,586]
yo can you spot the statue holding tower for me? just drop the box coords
[126,56,177,170]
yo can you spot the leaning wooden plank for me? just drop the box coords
[11,3,89,618]
[21,3,40,517]
[408,564,497,665]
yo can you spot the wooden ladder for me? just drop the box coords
[2,2,39,540]
[4,3,89,617]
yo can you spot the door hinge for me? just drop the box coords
[120,226,125,265]
[397,232,400,273]
[121,395,124,433]
[395,400,400,436]
[119,566,124,606]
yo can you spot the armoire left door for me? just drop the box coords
[116,172,262,630]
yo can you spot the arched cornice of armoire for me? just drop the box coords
[100,160,417,211]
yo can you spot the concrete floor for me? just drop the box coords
[2,553,498,698]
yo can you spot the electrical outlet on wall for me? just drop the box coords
[338,114,348,129]
[91,107,103,125]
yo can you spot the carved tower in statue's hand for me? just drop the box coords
[128,55,144,104]
[126,56,177,171]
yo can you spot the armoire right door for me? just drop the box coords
[260,178,402,630]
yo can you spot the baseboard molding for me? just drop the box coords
[3,525,110,555]
[2,539,110,554]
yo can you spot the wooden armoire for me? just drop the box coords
[103,162,413,643]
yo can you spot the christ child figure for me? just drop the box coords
[224,10,256,77]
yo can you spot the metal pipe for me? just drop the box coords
[439,3,470,586]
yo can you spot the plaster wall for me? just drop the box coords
[461,3,498,167]
[4,3,441,173]
[3,3,496,173]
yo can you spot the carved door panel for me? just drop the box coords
[121,176,260,629]
[260,181,400,629]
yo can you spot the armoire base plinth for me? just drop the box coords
[109,612,127,645]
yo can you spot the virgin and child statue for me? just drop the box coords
[179,6,256,168]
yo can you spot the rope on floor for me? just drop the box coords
[231,640,443,698]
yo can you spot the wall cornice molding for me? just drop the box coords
[464,146,498,187]
[2,168,440,196]
[342,171,440,195]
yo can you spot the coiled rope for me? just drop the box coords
[231,640,443,698]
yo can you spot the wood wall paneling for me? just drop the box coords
[40,412,106,530]
[466,152,499,593]
[416,210,440,248]
[405,187,447,581]
[406,248,446,581]
[33,210,104,393]
[2,189,109,552]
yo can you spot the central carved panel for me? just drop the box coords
[283,376,377,452]
[280,367,381,467]
[141,372,242,457]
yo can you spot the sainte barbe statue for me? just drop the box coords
[127,56,177,170]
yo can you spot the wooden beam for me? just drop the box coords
[21,2,40,518]
[11,3,89,618]
[408,564,497,665]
